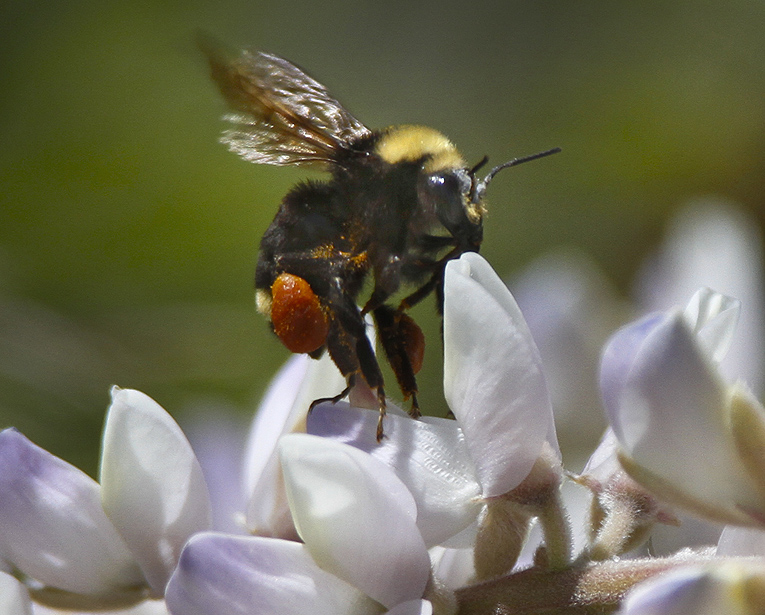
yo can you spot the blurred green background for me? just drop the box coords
[1,0,764,475]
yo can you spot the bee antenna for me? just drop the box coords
[472,147,561,202]
[469,155,490,175]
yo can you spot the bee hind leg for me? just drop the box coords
[373,305,423,420]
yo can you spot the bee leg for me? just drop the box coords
[355,333,387,441]
[398,246,465,313]
[410,392,420,419]
[308,373,356,413]
[398,273,439,311]
[373,305,423,420]
[361,257,401,316]
[323,281,388,441]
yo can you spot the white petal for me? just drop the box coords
[602,313,757,513]
[0,429,143,594]
[100,388,212,595]
[0,571,33,615]
[385,600,433,615]
[32,599,171,615]
[443,253,557,497]
[243,353,345,536]
[683,288,741,364]
[165,532,376,615]
[307,402,482,546]
[279,434,430,608]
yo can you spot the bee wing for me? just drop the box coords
[203,43,372,167]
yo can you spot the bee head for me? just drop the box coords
[375,126,484,238]
[375,126,560,248]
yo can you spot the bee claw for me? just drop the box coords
[408,393,421,419]
[309,383,352,413]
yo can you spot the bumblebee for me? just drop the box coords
[202,42,559,439]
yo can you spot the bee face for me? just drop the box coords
[202,40,558,440]
[375,124,485,238]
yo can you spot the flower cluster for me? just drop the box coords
[2,202,765,614]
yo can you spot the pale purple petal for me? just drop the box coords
[243,353,345,536]
[165,532,376,615]
[279,434,430,608]
[307,402,482,546]
[599,312,666,443]
[100,387,212,596]
[0,571,33,615]
[443,252,557,497]
[619,564,750,615]
[601,312,757,512]
[0,429,143,594]
[385,600,433,615]
[242,355,309,499]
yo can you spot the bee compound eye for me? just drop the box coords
[270,273,330,354]
[427,172,457,193]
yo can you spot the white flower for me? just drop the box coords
[308,252,561,519]
[165,435,433,615]
[0,387,211,610]
[307,253,568,579]
[443,252,559,498]
[511,248,627,445]
[600,287,765,526]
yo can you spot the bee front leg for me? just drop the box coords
[361,256,402,316]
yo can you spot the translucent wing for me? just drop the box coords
[202,41,372,167]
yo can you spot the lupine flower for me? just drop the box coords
[165,434,434,615]
[511,248,628,450]
[308,252,568,579]
[0,387,211,612]
[4,204,765,615]
[600,287,765,526]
